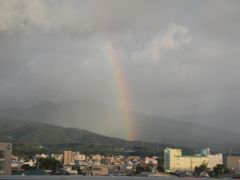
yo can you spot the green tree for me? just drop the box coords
[37,158,60,171]
[135,164,145,174]
[21,164,35,171]
[195,164,209,176]
[146,165,152,172]
[213,164,224,177]
[157,158,165,172]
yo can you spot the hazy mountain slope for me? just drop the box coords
[0,101,240,152]
[0,117,184,156]
[0,101,127,139]
[136,114,240,152]
[0,116,127,145]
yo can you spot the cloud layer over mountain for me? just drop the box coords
[0,0,240,133]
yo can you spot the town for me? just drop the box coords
[1,142,240,178]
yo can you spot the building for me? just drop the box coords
[226,155,240,171]
[73,152,86,161]
[140,157,158,168]
[91,166,109,176]
[201,148,210,156]
[207,154,223,170]
[91,154,102,161]
[50,153,63,162]
[164,148,208,172]
[0,142,12,175]
[63,150,73,165]
[35,153,49,159]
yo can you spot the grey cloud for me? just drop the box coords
[0,0,202,35]
[200,0,240,43]
[0,0,240,134]
[132,23,192,62]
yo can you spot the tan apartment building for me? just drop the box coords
[164,148,208,172]
[63,150,73,165]
[164,148,223,172]
[0,142,12,175]
[226,155,240,171]
[207,154,223,170]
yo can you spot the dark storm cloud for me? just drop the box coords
[0,0,240,132]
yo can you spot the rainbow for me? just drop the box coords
[105,40,138,140]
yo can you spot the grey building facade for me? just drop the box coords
[0,142,12,175]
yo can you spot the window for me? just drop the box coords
[0,161,5,174]
[0,150,5,159]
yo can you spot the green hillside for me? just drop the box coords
[1,100,240,152]
[0,117,183,156]
[0,116,129,154]
[0,116,127,144]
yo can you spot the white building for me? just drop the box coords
[73,152,86,161]
[207,154,223,170]
[164,147,222,172]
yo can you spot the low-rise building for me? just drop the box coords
[140,157,158,169]
[73,152,86,161]
[226,155,240,171]
[35,153,49,159]
[92,166,109,176]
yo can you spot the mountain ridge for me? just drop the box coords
[0,116,187,156]
[0,100,240,152]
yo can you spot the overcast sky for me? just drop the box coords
[0,0,240,132]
